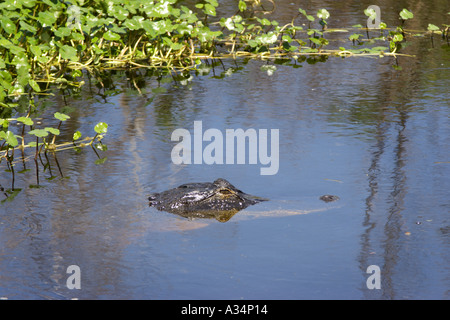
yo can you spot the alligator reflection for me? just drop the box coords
[148,178,267,222]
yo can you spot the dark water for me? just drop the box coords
[1,1,449,299]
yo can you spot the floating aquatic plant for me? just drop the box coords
[0,1,446,190]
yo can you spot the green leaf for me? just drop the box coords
[11,83,25,96]
[309,37,322,46]
[364,8,377,20]
[30,45,42,57]
[124,16,144,30]
[204,3,216,16]
[19,20,37,34]
[38,11,57,27]
[111,5,129,21]
[392,33,403,42]
[399,9,413,20]
[54,112,70,121]
[238,0,247,12]
[111,25,127,35]
[349,33,362,41]
[71,32,85,41]
[17,117,34,126]
[317,9,330,20]
[54,27,72,38]
[94,157,107,165]
[28,129,49,137]
[0,119,9,128]
[103,30,121,41]
[96,143,108,151]
[45,127,60,135]
[176,22,194,35]
[0,130,18,147]
[28,79,41,92]
[73,131,82,141]
[27,142,43,148]
[1,17,16,34]
[282,35,293,42]
[59,45,78,61]
[1,188,22,203]
[22,0,37,8]
[259,18,271,26]
[390,40,396,52]
[256,32,278,45]
[162,37,184,51]
[10,45,26,58]
[427,24,440,31]
[94,122,108,134]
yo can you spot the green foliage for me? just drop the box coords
[317,9,330,30]
[0,130,18,147]
[399,9,414,21]
[299,9,315,23]
[349,33,363,45]
[0,1,430,114]
[1,110,108,167]
[0,2,441,168]
[317,9,330,20]
[17,117,33,126]
[196,0,218,17]
[427,24,440,32]
[54,112,70,122]
[28,129,49,138]
[73,131,82,141]
[94,122,108,134]
[364,8,377,20]
[45,127,60,136]
[238,1,247,12]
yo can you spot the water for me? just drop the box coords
[0,1,449,300]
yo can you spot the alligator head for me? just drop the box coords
[148,178,267,222]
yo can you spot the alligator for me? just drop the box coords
[148,178,267,222]
[148,178,340,223]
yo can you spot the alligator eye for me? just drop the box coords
[219,188,233,195]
